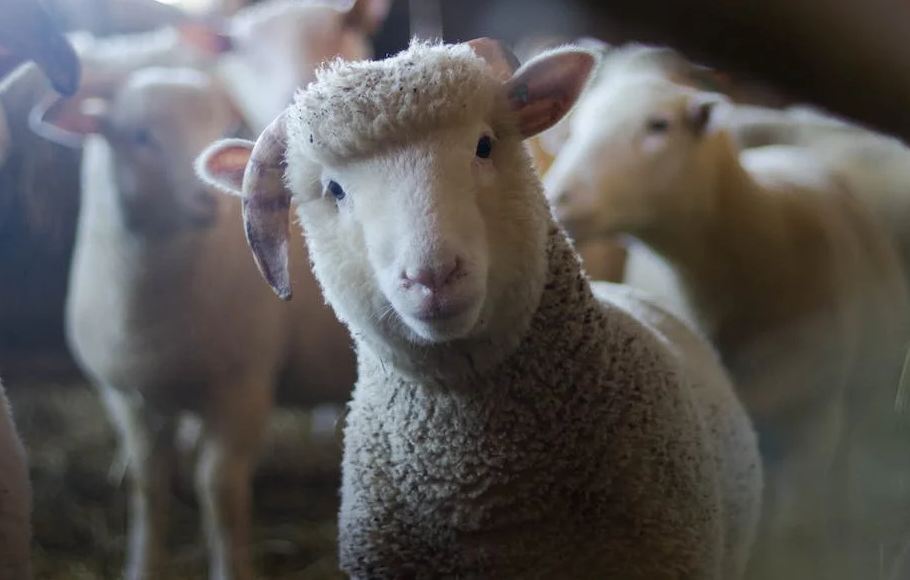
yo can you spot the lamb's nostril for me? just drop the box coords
[403,257,463,292]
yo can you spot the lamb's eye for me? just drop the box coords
[476,135,493,159]
[131,128,158,148]
[645,118,670,133]
[327,180,346,200]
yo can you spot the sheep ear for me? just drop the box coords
[344,0,392,34]
[29,93,108,148]
[686,94,726,136]
[177,23,234,56]
[195,139,255,196]
[505,48,596,139]
[468,37,519,82]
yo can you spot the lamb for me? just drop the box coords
[543,74,910,579]
[35,66,355,580]
[197,38,762,579]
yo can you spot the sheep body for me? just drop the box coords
[338,234,761,578]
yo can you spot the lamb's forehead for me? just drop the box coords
[114,68,228,123]
[583,76,690,121]
[287,41,504,162]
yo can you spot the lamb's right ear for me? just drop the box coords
[504,48,597,139]
[195,139,255,196]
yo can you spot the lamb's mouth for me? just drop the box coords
[412,296,474,323]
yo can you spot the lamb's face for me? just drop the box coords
[544,78,723,241]
[105,70,238,233]
[293,121,539,345]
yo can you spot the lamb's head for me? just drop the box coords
[198,39,595,348]
[544,76,729,241]
[36,67,239,234]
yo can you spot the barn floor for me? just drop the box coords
[6,373,345,580]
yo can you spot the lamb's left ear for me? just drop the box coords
[505,48,597,138]
[686,93,728,136]
[195,139,255,196]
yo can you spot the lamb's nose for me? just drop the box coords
[402,257,463,292]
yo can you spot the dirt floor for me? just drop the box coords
[6,371,345,580]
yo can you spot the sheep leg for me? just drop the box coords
[98,386,177,580]
[195,383,272,580]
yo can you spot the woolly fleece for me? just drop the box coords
[289,40,502,162]
[339,228,760,579]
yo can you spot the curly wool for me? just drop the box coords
[288,40,503,162]
[339,228,760,579]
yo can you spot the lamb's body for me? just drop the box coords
[341,230,760,579]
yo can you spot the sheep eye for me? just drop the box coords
[475,135,493,159]
[328,180,346,200]
[132,128,156,147]
[646,118,670,133]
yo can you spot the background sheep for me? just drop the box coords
[217,0,390,133]
[197,38,761,579]
[544,74,910,579]
[36,66,355,580]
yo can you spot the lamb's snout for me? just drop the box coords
[401,257,464,293]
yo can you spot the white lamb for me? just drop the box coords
[35,67,355,580]
[544,74,910,579]
[197,39,762,579]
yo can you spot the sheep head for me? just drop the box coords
[36,67,239,235]
[197,39,595,349]
[544,76,729,241]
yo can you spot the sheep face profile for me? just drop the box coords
[199,40,594,363]
[45,67,236,234]
[545,76,726,239]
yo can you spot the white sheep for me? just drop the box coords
[544,74,910,579]
[197,38,762,579]
[35,66,355,580]
[217,0,390,133]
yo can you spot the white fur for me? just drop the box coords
[67,67,354,580]
[545,75,910,579]
[215,40,761,578]
[0,381,31,580]
[217,0,378,133]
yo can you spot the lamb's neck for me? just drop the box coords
[358,227,606,391]
[636,136,803,351]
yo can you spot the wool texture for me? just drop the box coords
[339,227,759,579]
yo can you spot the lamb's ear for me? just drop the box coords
[468,37,519,82]
[504,48,597,139]
[242,111,293,300]
[29,92,108,148]
[344,0,392,34]
[686,93,727,136]
[195,139,255,196]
